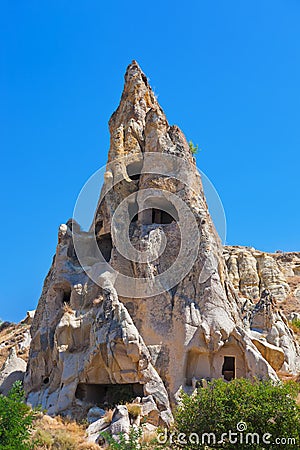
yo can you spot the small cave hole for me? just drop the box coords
[126,161,143,182]
[43,377,50,385]
[63,288,71,304]
[97,233,113,262]
[152,208,174,224]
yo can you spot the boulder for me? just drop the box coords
[0,347,27,395]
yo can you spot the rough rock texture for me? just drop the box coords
[24,62,299,421]
[0,320,31,371]
[224,246,300,310]
[0,347,27,395]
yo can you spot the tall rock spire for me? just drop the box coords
[24,62,299,432]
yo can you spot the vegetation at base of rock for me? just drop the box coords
[290,318,300,330]
[188,140,198,155]
[126,402,142,419]
[172,378,300,449]
[32,414,99,449]
[102,426,158,449]
[0,381,36,450]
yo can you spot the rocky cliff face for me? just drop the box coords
[23,61,300,426]
[224,246,300,317]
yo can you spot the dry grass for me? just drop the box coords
[126,403,142,419]
[142,429,157,445]
[32,414,99,450]
[102,409,114,424]
[63,303,74,314]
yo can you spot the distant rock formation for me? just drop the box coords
[0,347,27,395]
[224,246,300,317]
[23,61,300,432]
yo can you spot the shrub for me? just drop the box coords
[171,378,300,449]
[102,426,143,449]
[0,381,36,450]
[188,141,198,155]
[291,318,300,330]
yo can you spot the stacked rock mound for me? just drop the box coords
[22,61,299,442]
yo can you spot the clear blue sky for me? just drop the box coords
[1,1,300,322]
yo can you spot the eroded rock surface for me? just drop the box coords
[24,62,299,424]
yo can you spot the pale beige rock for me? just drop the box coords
[0,347,27,395]
[252,338,285,371]
[225,246,300,304]
[24,61,299,431]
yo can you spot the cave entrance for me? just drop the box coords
[222,356,235,381]
[126,160,143,181]
[185,350,210,385]
[97,233,113,262]
[75,383,144,407]
[142,197,178,225]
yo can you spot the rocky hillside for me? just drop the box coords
[224,246,300,318]
[0,312,33,395]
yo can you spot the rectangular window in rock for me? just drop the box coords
[222,356,235,381]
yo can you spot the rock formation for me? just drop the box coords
[0,347,27,395]
[23,61,299,434]
[0,315,32,394]
[224,246,300,307]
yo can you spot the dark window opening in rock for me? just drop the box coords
[63,288,71,304]
[222,356,235,381]
[126,161,143,181]
[152,208,174,224]
[43,377,49,385]
[143,197,178,225]
[75,383,144,407]
[97,233,113,262]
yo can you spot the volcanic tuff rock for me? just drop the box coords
[23,61,299,429]
[224,246,300,315]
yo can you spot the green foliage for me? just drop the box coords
[102,426,143,449]
[0,381,36,450]
[291,318,300,329]
[188,141,199,155]
[172,378,300,449]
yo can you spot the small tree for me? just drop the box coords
[172,378,300,449]
[188,141,199,156]
[0,381,36,450]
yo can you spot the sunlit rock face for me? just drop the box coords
[24,61,299,420]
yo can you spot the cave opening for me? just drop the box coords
[222,356,235,381]
[62,287,71,304]
[126,161,143,181]
[142,197,178,225]
[97,233,113,262]
[75,383,144,407]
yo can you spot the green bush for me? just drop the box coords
[171,378,300,449]
[291,318,300,330]
[0,381,36,450]
[188,141,199,155]
[102,426,141,449]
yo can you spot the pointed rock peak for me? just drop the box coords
[108,61,169,160]
[124,60,149,88]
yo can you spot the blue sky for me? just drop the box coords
[1,0,300,322]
